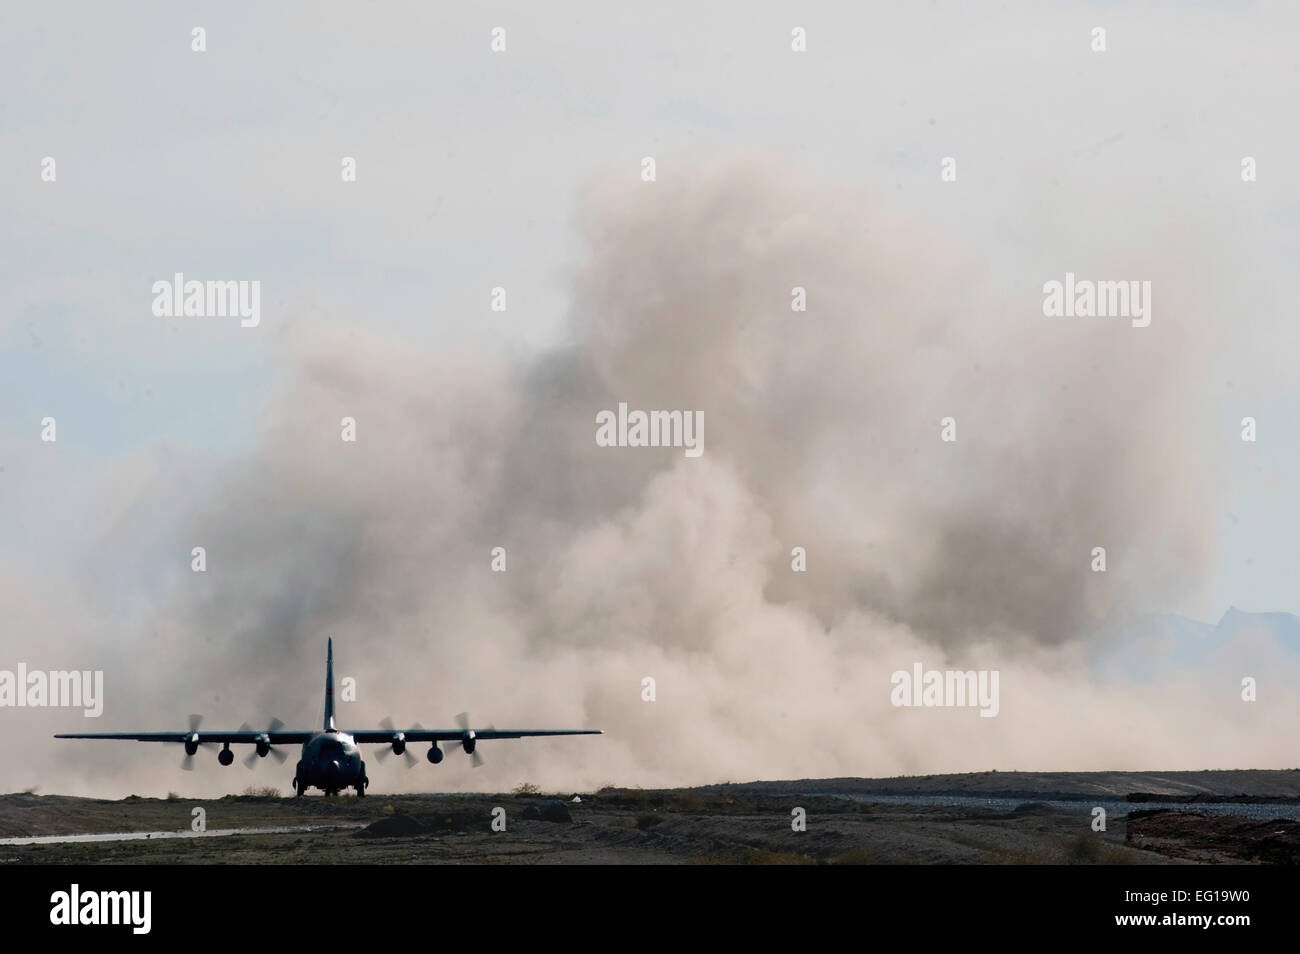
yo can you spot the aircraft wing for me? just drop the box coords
[348,729,602,743]
[54,731,315,744]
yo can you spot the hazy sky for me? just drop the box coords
[2,1,1299,796]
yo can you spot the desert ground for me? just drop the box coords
[4,770,1300,865]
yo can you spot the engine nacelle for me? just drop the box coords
[427,745,443,764]
[391,739,406,756]
[256,740,270,758]
[184,738,199,756]
[461,737,476,755]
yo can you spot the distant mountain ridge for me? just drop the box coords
[1091,607,1300,680]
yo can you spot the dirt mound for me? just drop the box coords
[521,800,573,823]
[1127,810,1300,864]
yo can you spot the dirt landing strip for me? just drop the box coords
[5,771,1300,865]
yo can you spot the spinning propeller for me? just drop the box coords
[240,718,288,767]
[375,716,423,767]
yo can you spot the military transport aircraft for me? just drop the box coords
[55,639,601,796]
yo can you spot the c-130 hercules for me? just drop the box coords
[55,639,601,796]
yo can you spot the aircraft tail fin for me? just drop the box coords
[324,637,336,731]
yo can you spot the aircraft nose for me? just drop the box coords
[330,760,340,774]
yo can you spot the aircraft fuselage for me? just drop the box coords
[294,730,366,797]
